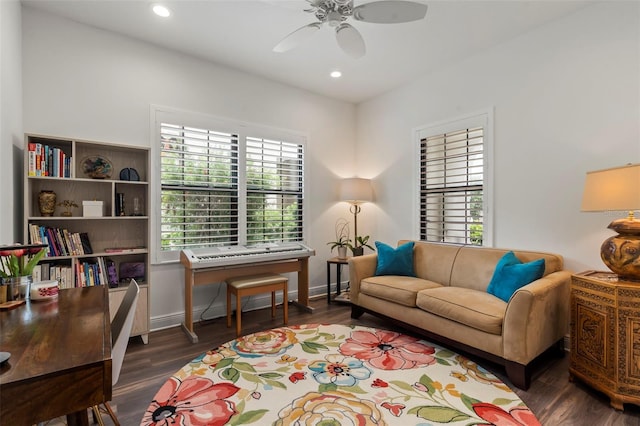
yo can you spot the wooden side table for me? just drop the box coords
[569,270,640,410]
[326,257,349,304]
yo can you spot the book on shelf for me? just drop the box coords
[29,224,93,258]
[104,247,146,253]
[27,142,71,178]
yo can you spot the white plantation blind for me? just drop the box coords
[155,111,307,258]
[160,123,239,250]
[420,126,485,245]
[246,137,304,244]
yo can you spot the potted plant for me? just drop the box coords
[0,243,47,302]
[327,219,351,259]
[349,235,375,257]
[57,200,78,217]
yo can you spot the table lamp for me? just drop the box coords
[581,163,640,280]
[340,178,373,248]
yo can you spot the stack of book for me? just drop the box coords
[27,142,71,178]
[28,224,92,257]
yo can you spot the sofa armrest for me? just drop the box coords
[503,270,572,364]
[348,254,378,305]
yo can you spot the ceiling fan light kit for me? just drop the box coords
[273,0,428,58]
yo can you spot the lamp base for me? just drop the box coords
[601,233,640,281]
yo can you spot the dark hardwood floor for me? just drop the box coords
[58,297,640,425]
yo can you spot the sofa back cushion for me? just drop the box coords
[450,245,563,292]
[398,240,461,286]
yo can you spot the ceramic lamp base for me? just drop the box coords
[601,234,640,281]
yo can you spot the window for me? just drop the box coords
[417,112,492,246]
[152,108,306,262]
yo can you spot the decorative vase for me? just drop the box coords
[2,276,32,302]
[337,246,348,259]
[38,190,56,216]
[351,247,364,257]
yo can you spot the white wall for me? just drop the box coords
[0,0,22,244]
[356,1,640,274]
[22,7,357,329]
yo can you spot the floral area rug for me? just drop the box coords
[141,324,540,425]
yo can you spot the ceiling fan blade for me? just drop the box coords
[353,1,428,24]
[335,23,365,59]
[273,22,322,53]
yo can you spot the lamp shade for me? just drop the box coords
[340,178,373,204]
[581,163,640,212]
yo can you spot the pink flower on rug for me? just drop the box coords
[274,390,386,425]
[381,402,405,417]
[141,377,239,426]
[231,328,298,357]
[340,329,436,370]
[473,403,541,426]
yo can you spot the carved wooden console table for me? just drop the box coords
[569,270,640,410]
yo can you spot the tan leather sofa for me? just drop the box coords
[348,240,571,390]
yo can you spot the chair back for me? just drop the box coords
[111,279,140,385]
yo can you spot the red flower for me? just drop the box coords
[372,378,388,388]
[340,329,437,370]
[141,377,239,426]
[289,371,306,383]
[473,402,541,426]
[381,402,405,417]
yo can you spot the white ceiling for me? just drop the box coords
[22,0,594,103]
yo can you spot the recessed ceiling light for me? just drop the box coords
[330,70,342,78]
[152,4,171,18]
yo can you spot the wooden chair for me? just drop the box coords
[92,279,140,426]
[226,274,288,337]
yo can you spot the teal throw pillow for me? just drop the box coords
[374,241,415,277]
[487,251,545,302]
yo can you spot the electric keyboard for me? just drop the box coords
[180,242,315,269]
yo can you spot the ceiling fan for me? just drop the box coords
[273,0,428,59]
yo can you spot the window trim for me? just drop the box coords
[413,109,494,246]
[150,105,309,264]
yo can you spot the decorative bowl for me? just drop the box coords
[81,155,113,179]
[30,280,59,301]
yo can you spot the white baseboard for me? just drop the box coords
[150,282,338,332]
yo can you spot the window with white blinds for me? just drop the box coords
[246,137,303,245]
[155,112,306,259]
[160,123,239,250]
[418,114,490,246]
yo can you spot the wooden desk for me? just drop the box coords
[0,286,112,425]
[181,255,312,343]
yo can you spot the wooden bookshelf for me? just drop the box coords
[24,133,151,344]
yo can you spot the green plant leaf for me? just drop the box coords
[264,378,287,389]
[318,383,338,393]
[390,380,416,392]
[233,362,257,373]
[229,410,268,425]
[241,372,262,383]
[410,406,471,422]
[213,358,235,370]
[222,367,240,382]
[461,393,481,411]
[258,372,284,379]
[492,397,516,406]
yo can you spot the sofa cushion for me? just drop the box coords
[416,287,507,335]
[361,276,442,307]
[374,241,415,277]
[487,251,545,302]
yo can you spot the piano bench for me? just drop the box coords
[226,273,288,337]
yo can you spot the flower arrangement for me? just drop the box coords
[0,243,47,278]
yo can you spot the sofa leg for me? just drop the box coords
[505,361,530,390]
[351,305,364,319]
